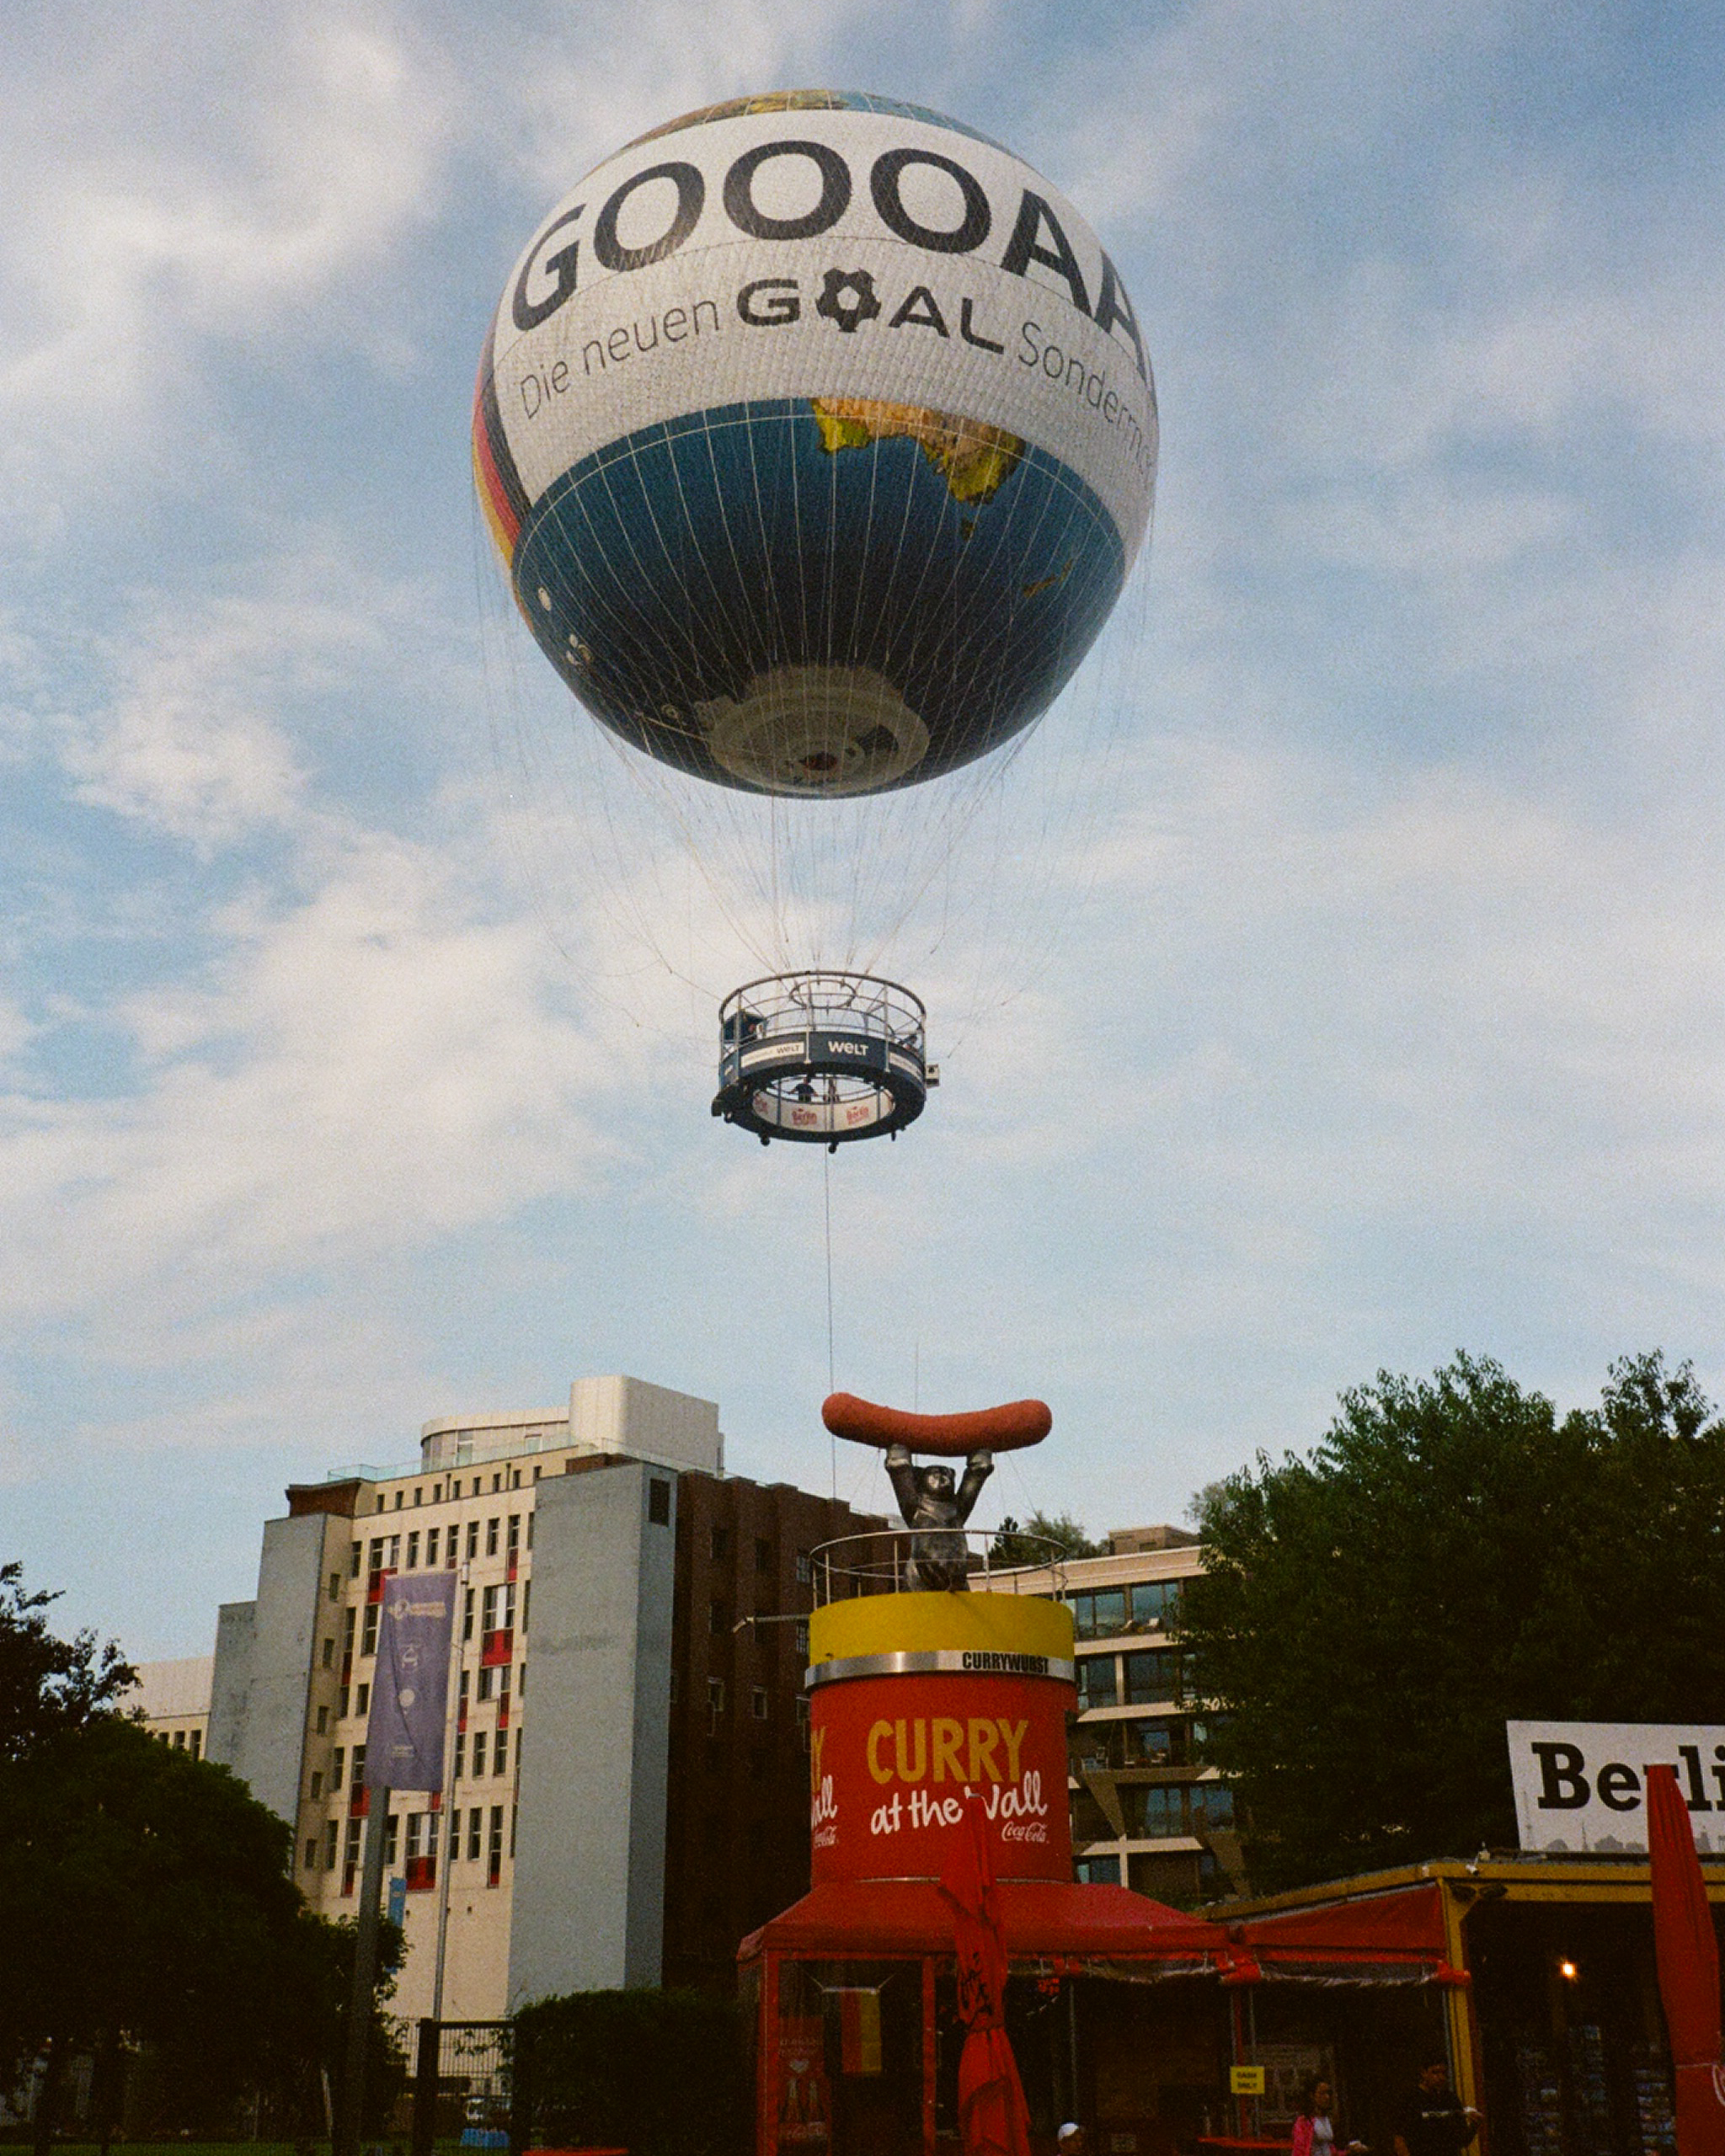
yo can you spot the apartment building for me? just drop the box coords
[206,1375,880,2020]
[1002,1525,1244,1906]
[126,1655,214,1758]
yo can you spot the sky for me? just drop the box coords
[4,0,1724,1659]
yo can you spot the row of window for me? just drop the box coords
[704,1524,817,1577]
[152,1726,204,1758]
[307,1801,511,1881]
[373,1464,545,1513]
[1076,1646,1185,1709]
[1063,1579,1184,1641]
[351,1512,530,1578]
[1070,1714,1221,1771]
[1073,1778,1235,1844]
[452,1728,513,1779]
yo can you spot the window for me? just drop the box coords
[343,1607,356,1655]
[384,1812,399,1867]
[1131,1578,1182,1629]
[494,1732,509,1776]
[306,1838,318,1869]
[414,1486,423,1507]
[473,1732,488,1777]
[708,1678,725,1714]
[466,1521,479,1561]
[795,1551,811,1583]
[376,1495,386,1512]
[1123,1649,1178,1705]
[1076,1854,1121,1885]
[433,1483,442,1502]
[486,1518,499,1556]
[321,1636,334,1669]
[710,1524,730,1561]
[361,1604,379,1656]
[406,1812,426,1860]
[355,1683,369,1716]
[755,1538,773,1575]
[1126,1785,1184,1838]
[190,1728,201,1759]
[339,1686,350,1720]
[478,1666,494,1703]
[172,1729,185,1749]
[1192,1782,1235,1828]
[1076,1654,1118,1709]
[488,1803,505,1883]
[492,1473,501,1493]
[352,1743,366,1786]
[709,1598,728,1636]
[350,1544,362,1577]
[752,1687,769,1721]
[462,1588,474,1642]
[426,1526,439,1566]
[369,1538,385,1572]
[467,1808,482,1862]
[407,1532,419,1570]
[521,1582,531,1633]
[794,1620,809,1656]
[453,1733,465,1779]
[328,1571,342,1602]
[333,1747,345,1786]
[507,1513,520,1553]
[393,1490,403,1509]
[526,1512,535,1549]
[532,1465,541,1481]
[324,1819,339,1867]
[511,1469,521,1488]
[648,1477,671,1525]
[310,1770,323,1799]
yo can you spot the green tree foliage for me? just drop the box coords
[515,1988,745,2156]
[0,1567,402,2136]
[990,1511,1103,1565]
[1177,1352,1725,1893]
[0,1561,136,1759]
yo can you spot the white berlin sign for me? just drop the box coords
[1506,1721,1725,1854]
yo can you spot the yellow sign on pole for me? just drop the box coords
[1231,2068,1266,2096]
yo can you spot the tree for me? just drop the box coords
[1177,1352,1725,1893]
[0,1562,135,1760]
[990,1512,1103,1565]
[0,1569,402,2140]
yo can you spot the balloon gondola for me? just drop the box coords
[713,971,932,1149]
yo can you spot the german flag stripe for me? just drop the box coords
[472,322,530,563]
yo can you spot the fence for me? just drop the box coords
[410,2019,519,2156]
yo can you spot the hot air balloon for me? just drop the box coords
[475,90,1156,1143]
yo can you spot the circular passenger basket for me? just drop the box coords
[712,972,934,1148]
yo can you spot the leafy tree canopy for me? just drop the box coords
[0,1567,402,2132]
[991,1511,1103,1565]
[1178,1351,1725,1893]
[0,1561,135,1761]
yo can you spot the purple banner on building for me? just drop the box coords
[365,1571,457,1791]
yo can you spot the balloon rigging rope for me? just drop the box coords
[825,1145,837,1502]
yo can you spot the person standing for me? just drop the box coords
[1393,2060,1482,2156]
[1294,2076,1365,2156]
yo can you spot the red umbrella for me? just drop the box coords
[1647,1762,1725,2156]
[938,1794,1033,2156]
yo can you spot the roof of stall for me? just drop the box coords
[738,1878,1227,1968]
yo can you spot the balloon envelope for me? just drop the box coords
[476,91,1156,798]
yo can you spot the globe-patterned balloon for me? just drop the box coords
[475,91,1156,797]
